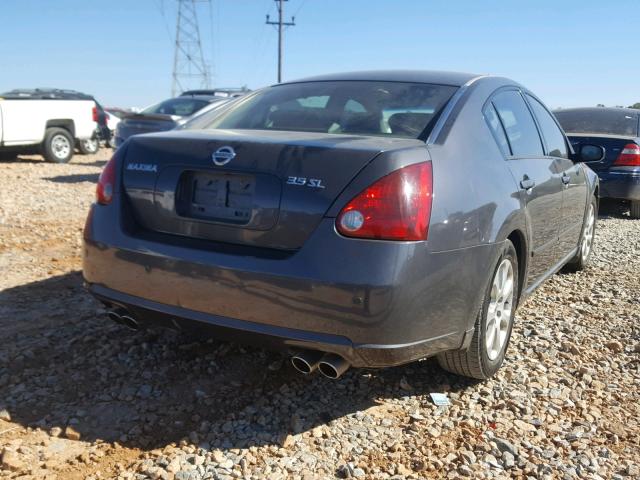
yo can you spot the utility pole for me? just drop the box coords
[172,0,211,96]
[266,0,295,83]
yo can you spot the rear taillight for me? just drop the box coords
[92,105,98,123]
[96,156,116,205]
[614,143,640,166]
[336,162,433,241]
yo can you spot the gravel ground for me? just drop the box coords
[0,152,639,480]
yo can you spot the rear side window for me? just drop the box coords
[554,109,639,136]
[492,91,544,157]
[483,104,511,156]
[526,94,568,158]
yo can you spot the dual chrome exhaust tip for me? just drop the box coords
[106,308,140,331]
[106,310,347,378]
[291,350,350,379]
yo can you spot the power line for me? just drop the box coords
[154,0,174,44]
[266,0,296,83]
[292,0,309,18]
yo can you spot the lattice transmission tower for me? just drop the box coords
[172,0,211,96]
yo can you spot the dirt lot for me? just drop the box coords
[0,151,639,480]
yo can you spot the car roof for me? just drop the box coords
[280,70,481,87]
[554,107,640,116]
[1,88,95,100]
[179,94,232,102]
[180,89,250,97]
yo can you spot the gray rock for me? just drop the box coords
[352,467,366,477]
[502,451,515,468]
[493,437,518,457]
[457,464,474,476]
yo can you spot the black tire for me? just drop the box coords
[565,196,597,271]
[437,240,519,380]
[42,127,74,163]
[0,151,17,161]
[630,200,640,219]
[77,136,100,155]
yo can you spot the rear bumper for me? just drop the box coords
[88,283,466,368]
[82,202,497,368]
[598,171,640,201]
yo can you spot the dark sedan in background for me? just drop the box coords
[114,94,228,147]
[84,71,600,381]
[554,107,640,218]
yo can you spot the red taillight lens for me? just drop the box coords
[96,156,116,205]
[92,105,98,122]
[336,162,433,241]
[614,143,640,166]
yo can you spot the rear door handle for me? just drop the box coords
[562,174,571,185]
[520,178,535,190]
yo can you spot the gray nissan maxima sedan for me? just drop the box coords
[83,71,601,380]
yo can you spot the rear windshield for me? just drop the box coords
[554,109,639,136]
[142,97,210,117]
[204,81,458,139]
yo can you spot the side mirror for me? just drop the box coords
[578,144,605,163]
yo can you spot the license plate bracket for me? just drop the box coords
[177,171,255,225]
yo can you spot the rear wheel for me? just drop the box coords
[565,197,597,271]
[630,200,640,219]
[78,136,100,155]
[437,240,518,380]
[42,127,74,163]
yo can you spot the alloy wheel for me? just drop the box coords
[485,258,514,361]
[581,204,595,260]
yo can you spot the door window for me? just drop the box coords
[483,103,511,156]
[492,91,544,157]
[526,94,568,158]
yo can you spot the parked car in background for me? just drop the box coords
[554,107,640,218]
[84,71,600,381]
[180,87,250,98]
[114,95,228,147]
[176,97,233,130]
[0,89,95,163]
[77,101,109,155]
[104,109,122,148]
[1,88,112,155]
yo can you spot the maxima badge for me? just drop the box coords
[212,146,236,166]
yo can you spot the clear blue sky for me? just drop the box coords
[0,0,637,109]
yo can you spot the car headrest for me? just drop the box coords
[388,112,432,137]
[340,113,380,134]
[269,108,332,131]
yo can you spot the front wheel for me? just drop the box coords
[42,127,74,163]
[565,197,597,271]
[437,240,519,380]
[630,200,640,219]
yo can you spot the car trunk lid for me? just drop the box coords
[121,129,424,250]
